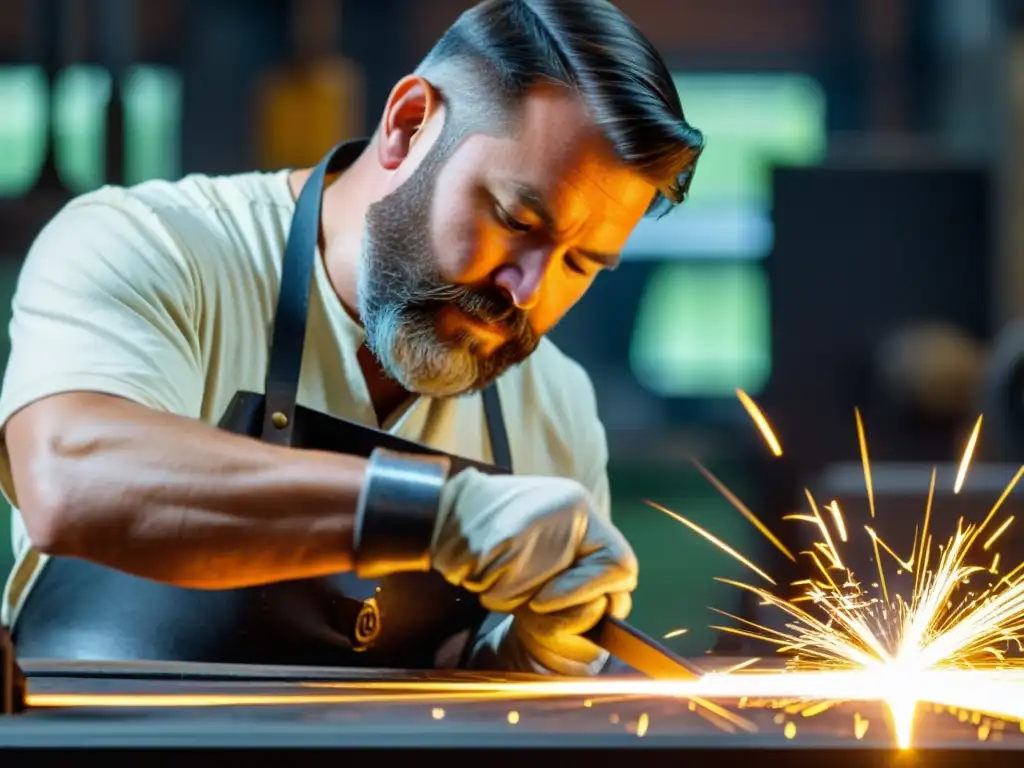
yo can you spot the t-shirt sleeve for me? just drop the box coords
[0,196,205,506]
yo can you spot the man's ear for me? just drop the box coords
[376,75,440,171]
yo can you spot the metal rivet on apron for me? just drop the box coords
[271,411,289,429]
[353,597,381,649]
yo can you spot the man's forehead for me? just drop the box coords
[492,149,655,228]
[435,84,656,223]
[498,87,654,205]
[502,87,614,165]
[498,173,646,229]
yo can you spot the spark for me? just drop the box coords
[826,500,848,542]
[984,517,1014,551]
[854,408,875,519]
[954,415,983,494]
[854,712,870,739]
[636,712,650,737]
[722,657,762,673]
[647,501,775,585]
[643,397,1024,749]
[736,388,783,456]
[690,460,796,562]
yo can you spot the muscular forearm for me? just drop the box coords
[7,392,367,588]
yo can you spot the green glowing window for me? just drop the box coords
[55,64,183,192]
[0,66,48,198]
[123,65,183,186]
[53,66,112,193]
[626,73,826,398]
[630,261,771,397]
[673,73,827,206]
[0,64,182,196]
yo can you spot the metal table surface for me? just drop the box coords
[2,658,1024,765]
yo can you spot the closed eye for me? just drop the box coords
[494,203,532,233]
[564,254,587,275]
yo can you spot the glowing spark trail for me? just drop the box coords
[854,408,875,519]
[955,415,983,494]
[736,389,782,457]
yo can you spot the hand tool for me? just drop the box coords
[584,615,703,680]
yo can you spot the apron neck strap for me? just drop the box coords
[482,385,512,472]
[261,141,362,446]
[260,142,514,473]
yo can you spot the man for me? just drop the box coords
[0,0,703,676]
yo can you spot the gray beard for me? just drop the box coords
[356,134,538,398]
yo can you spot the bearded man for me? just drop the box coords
[0,0,703,676]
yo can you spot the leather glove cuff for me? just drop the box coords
[352,448,452,578]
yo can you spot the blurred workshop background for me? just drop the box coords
[3,0,1024,656]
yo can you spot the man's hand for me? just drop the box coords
[430,469,638,675]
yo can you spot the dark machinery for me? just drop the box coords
[855,316,1024,464]
[982,320,1024,461]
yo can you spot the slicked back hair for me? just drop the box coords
[415,0,705,216]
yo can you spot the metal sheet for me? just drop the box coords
[1,660,1021,754]
[19,658,547,683]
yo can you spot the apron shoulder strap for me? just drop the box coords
[261,142,363,446]
[482,385,512,472]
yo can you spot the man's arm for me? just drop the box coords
[2,197,370,589]
[7,393,367,588]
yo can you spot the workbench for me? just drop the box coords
[2,657,1023,765]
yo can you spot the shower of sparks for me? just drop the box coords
[641,391,1024,749]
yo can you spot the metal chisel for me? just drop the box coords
[584,615,704,680]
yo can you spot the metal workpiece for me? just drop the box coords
[2,658,1023,762]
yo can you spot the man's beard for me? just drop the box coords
[357,139,539,398]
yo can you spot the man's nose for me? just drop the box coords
[493,247,555,311]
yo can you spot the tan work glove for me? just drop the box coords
[430,468,638,676]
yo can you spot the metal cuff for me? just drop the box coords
[352,448,452,578]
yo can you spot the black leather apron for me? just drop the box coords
[13,141,512,669]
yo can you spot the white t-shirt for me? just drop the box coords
[0,168,611,628]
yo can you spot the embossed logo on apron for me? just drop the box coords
[353,597,381,649]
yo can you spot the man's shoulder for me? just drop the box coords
[60,170,294,233]
[43,171,294,289]
[127,169,294,216]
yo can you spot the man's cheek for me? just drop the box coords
[435,227,493,284]
[530,286,586,336]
